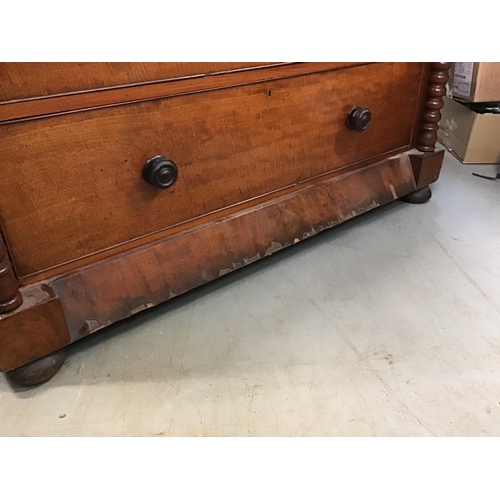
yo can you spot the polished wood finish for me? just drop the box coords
[0,232,22,313]
[0,62,280,102]
[417,63,452,152]
[0,62,449,380]
[16,146,412,287]
[0,63,424,280]
[0,63,365,123]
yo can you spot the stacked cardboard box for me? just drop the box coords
[437,63,500,164]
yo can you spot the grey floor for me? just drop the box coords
[1,150,499,436]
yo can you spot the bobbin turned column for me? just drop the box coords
[0,233,22,314]
[417,62,452,153]
[402,62,451,204]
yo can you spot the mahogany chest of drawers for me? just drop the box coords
[0,62,450,385]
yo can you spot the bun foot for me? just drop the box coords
[401,186,432,204]
[6,350,66,387]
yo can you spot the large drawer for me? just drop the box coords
[0,62,424,279]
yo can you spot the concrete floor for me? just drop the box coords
[1,150,499,436]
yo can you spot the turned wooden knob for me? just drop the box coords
[143,156,178,189]
[347,106,371,132]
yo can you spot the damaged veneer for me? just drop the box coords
[0,149,446,381]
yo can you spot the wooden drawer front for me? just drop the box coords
[0,62,423,278]
[0,63,279,102]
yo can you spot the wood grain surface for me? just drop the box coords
[50,152,417,343]
[0,63,424,279]
[0,63,365,123]
[0,62,280,102]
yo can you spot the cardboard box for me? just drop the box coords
[438,96,500,164]
[450,62,500,102]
